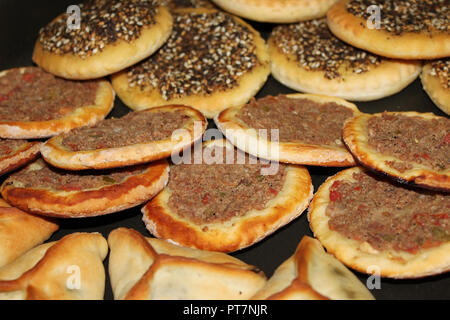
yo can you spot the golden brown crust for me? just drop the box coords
[343,112,450,192]
[0,141,42,176]
[421,62,450,116]
[41,105,207,170]
[32,6,173,80]
[108,228,267,300]
[1,159,169,218]
[142,139,313,253]
[327,0,450,59]
[111,8,270,119]
[308,167,450,278]
[211,0,339,23]
[215,93,360,166]
[0,232,108,300]
[0,71,115,139]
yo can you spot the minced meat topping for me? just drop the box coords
[167,145,286,224]
[367,113,450,171]
[236,95,355,147]
[0,67,98,121]
[326,171,450,253]
[0,139,28,157]
[62,110,190,151]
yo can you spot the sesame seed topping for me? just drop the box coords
[271,19,382,80]
[127,11,259,100]
[347,0,449,35]
[430,58,450,89]
[39,0,161,59]
[161,0,215,9]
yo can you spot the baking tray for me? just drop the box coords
[0,0,448,300]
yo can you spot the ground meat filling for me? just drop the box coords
[9,161,145,192]
[0,67,98,121]
[61,111,190,151]
[367,113,450,171]
[167,146,286,224]
[236,95,354,147]
[326,172,450,253]
[0,139,28,157]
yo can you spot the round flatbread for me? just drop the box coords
[162,0,216,10]
[111,8,270,119]
[327,0,450,60]
[211,0,339,23]
[41,105,207,170]
[32,0,173,80]
[0,67,114,139]
[421,59,450,116]
[0,139,41,175]
[142,139,313,252]
[1,158,169,218]
[215,93,360,166]
[343,112,450,192]
[268,18,421,101]
[308,167,450,279]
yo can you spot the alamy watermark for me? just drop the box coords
[66,5,81,30]
[366,5,381,30]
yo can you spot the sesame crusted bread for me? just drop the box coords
[1,158,169,218]
[111,8,270,119]
[0,233,108,300]
[343,112,450,192]
[215,93,360,167]
[32,0,173,80]
[268,19,421,101]
[108,228,267,300]
[0,139,41,176]
[308,167,450,278]
[0,67,114,139]
[327,0,450,60]
[142,139,313,253]
[211,0,339,23]
[421,59,450,115]
[162,0,216,10]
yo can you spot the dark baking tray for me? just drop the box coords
[0,0,448,300]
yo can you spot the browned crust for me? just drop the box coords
[327,0,450,59]
[342,112,450,192]
[421,62,450,116]
[40,105,207,170]
[214,93,360,166]
[1,159,169,218]
[0,141,42,175]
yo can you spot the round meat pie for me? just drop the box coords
[142,139,313,252]
[211,0,339,23]
[1,159,169,218]
[421,59,450,116]
[268,19,421,101]
[41,105,206,170]
[327,0,450,60]
[33,0,173,80]
[215,93,360,167]
[343,112,450,192]
[0,139,41,176]
[308,167,450,279]
[111,8,270,119]
[0,67,114,139]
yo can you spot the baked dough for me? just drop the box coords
[32,0,173,80]
[211,0,339,23]
[111,8,270,119]
[0,140,41,176]
[421,59,450,116]
[162,0,216,10]
[327,0,450,60]
[215,93,360,166]
[0,67,115,139]
[0,232,108,300]
[343,112,450,192]
[252,236,374,300]
[0,206,58,268]
[1,158,169,218]
[142,139,313,252]
[268,19,421,101]
[107,227,267,300]
[41,105,207,170]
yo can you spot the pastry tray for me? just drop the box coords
[0,0,448,300]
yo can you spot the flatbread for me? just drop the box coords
[142,139,313,252]
[215,93,360,166]
[108,227,267,300]
[0,139,41,176]
[0,233,108,300]
[421,59,450,116]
